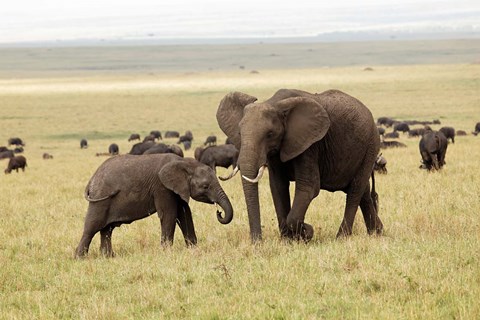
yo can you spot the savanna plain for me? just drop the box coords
[0,41,479,319]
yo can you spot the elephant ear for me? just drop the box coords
[275,97,331,162]
[158,160,192,203]
[216,92,258,149]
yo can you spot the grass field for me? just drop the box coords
[0,43,479,318]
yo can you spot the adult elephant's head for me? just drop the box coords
[216,90,330,240]
[159,159,233,224]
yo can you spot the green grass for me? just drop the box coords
[0,62,479,319]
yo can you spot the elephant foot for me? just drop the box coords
[336,224,353,239]
[285,221,314,242]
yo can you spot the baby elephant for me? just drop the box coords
[5,155,27,174]
[419,130,448,171]
[75,154,233,258]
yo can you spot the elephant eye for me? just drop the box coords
[202,184,209,190]
[266,131,274,138]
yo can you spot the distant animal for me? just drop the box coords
[384,131,399,139]
[165,131,180,138]
[439,126,455,144]
[128,133,141,142]
[43,153,54,159]
[128,141,155,155]
[456,130,467,136]
[8,137,25,146]
[380,140,407,149]
[377,127,385,136]
[182,140,191,151]
[419,130,447,171]
[373,155,387,174]
[204,135,217,146]
[377,117,396,127]
[408,128,426,138]
[196,144,239,173]
[0,146,9,152]
[0,150,15,160]
[472,122,480,136]
[5,155,27,174]
[80,139,88,149]
[75,154,233,258]
[178,131,193,144]
[143,135,156,143]
[14,147,24,153]
[433,119,441,125]
[150,130,162,140]
[108,143,119,155]
[143,143,171,155]
[393,122,410,133]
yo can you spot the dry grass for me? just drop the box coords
[0,62,479,319]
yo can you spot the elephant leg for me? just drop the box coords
[268,165,292,238]
[337,162,374,238]
[75,204,108,258]
[359,182,383,235]
[100,225,115,257]
[431,154,439,170]
[176,202,197,246]
[284,151,320,241]
[155,194,178,246]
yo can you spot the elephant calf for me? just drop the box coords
[75,154,233,258]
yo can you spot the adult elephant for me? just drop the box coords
[75,154,233,257]
[216,89,383,241]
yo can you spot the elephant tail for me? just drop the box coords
[84,188,120,203]
[371,171,379,213]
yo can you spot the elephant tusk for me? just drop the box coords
[242,165,266,183]
[219,166,239,181]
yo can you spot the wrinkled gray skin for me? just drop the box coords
[195,144,239,172]
[75,154,233,258]
[217,89,383,241]
[419,130,448,170]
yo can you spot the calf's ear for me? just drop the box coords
[158,161,192,203]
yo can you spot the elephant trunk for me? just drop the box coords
[215,189,233,224]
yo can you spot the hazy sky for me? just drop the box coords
[0,0,479,43]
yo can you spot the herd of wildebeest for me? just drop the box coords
[2,119,479,176]
[1,91,480,258]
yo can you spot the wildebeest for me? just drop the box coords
[377,117,397,127]
[5,155,27,174]
[472,122,480,136]
[373,155,387,174]
[195,144,239,173]
[384,131,400,139]
[8,137,24,146]
[419,130,448,171]
[380,140,407,149]
[128,133,141,142]
[0,150,14,160]
[204,135,217,146]
[178,130,193,144]
[108,143,119,155]
[129,141,155,155]
[80,139,88,149]
[408,128,426,138]
[150,130,162,140]
[439,126,455,144]
[164,131,180,138]
[393,122,410,133]
[143,135,156,143]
